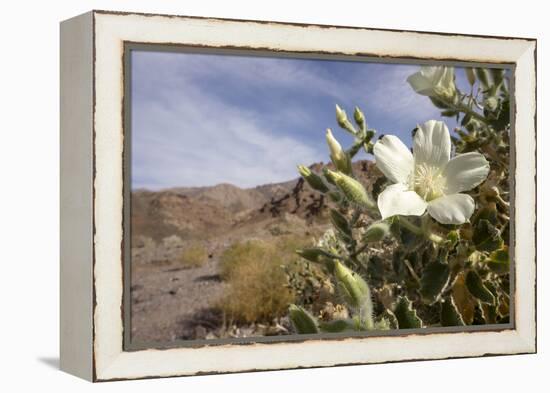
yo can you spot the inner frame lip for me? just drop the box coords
[121,41,516,352]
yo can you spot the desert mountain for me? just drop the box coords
[131,160,382,243]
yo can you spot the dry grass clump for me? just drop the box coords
[178,242,208,268]
[218,236,308,323]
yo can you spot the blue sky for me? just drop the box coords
[131,50,470,190]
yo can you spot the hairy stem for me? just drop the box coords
[399,217,444,244]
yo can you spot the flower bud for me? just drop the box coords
[296,247,331,263]
[484,96,499,112]
[326,128,344,160]
[288,304,319,334]
[489,68,505,85]
[297,165,329,193]
[335,104,347,128]
[334,261,372,314]
[297,164,311,178]
[363,221,390,242]
[465,67,476,86]
[323,167,337,185]
[297,247,335,272]
[335,105,357,135]
[353,106,365,128]
[474,68,490,90]
[326,129,352,174]
[325,169,375,209]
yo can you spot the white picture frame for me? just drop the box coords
[60,10,536,381]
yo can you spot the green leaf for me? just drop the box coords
[480,280,500,324]
[376,309,398,330]
[481,303,499,324]
[475,204,499,225]
[318,319,353,333]
[392,218,420,250]
[460,113,472,128]
[393,296,423,329]
[441,110,459,117]
[493,98,510,131]
[392,249,406,277]
[366,255,385,281]
[473,219,503,252]
[465,271,495,305]
[330,209,352,238]
[452,272,476,325]
[486,247,510,274]
[441,297,465,326]
[420,260,450,304]
[288,304,319,334]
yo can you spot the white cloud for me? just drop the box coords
[133,51,353,107]
[131,52,450,189]
[132,74,320,190]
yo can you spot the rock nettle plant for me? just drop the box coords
[289,66,511,333]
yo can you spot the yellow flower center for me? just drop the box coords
[411,163,446,201]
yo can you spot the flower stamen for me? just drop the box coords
[411,163,446,201]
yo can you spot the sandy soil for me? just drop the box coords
[130,254,229,343]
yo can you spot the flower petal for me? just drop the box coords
[427,194,475,225]
[442,152,490,194]
[407,71,435,96]
[413,120,451,170]
[378,183,427,219]
[440,67,455,90]
[373,135,414,184]
[421,66,445,81]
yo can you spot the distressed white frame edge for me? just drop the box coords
[61,10,536,381]
[60,11,94,381]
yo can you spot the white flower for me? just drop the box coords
[407,66,456,100]
[373,120,489,225]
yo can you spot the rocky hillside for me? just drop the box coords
[131,159,382,245]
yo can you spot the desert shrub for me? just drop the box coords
[218,237,308,323]
[283,257,335,315]
[220,240,268,280]
[178,242,208,268]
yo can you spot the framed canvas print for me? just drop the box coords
[60,10,537,381]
